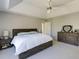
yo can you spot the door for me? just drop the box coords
[42,22,52,36]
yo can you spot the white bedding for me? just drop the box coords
[11,33,53,55]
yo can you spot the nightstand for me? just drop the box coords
[0,37,13,50]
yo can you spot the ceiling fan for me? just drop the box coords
[47,0,74,13]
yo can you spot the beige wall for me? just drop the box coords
[48,12,79,40]
[0,11,44,37]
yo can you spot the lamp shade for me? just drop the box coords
[3,31,9,36]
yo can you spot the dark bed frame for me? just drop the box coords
[12,29,53,59]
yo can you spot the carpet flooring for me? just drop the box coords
[0,41,79,59]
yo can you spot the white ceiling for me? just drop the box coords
[4,0,79,18]
[47,0,79,18]
[23,0,74,8]
[0,0,23,10]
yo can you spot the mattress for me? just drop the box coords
[11,33,53,55]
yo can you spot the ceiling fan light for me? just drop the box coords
[47,7,52,10]
[47,8,52,14]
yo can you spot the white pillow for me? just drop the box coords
[17,31,38,36]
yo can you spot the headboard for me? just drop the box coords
[12,29,38,37]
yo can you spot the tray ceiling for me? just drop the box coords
[24,0,74,8]
[4,0,79,18]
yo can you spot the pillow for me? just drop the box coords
[17,31,38,36]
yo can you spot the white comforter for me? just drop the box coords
[11,33,53,55]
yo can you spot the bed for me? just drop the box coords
[11,29,53,59]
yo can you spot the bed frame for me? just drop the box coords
[12,29,53,59]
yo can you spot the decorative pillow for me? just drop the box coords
[17,31,38,36]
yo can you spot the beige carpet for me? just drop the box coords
[0,41,79,59]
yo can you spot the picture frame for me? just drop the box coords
[74,29,79,33]
[62,25,72,32]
